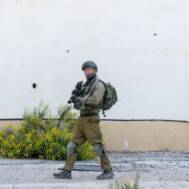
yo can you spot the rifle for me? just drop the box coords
[68,81,83,104]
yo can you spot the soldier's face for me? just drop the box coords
[83,68,96,79]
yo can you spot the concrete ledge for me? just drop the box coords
[0,120,20,129]
[1,120,189,152]
[101,120,189,152]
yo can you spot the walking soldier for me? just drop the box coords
[53,61,117,180]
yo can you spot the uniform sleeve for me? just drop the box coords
[85,82,105,107]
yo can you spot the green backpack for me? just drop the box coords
[100,80,118,115]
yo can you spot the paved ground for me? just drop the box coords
[0,152,189,189]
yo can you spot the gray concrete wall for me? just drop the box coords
[0,0,189,121]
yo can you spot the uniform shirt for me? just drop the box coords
[80,80,105,115]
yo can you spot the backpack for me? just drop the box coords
[85,78,118,116]
[100,80,118,115]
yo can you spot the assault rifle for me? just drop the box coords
[68,81,83,104]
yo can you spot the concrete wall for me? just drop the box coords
[0,120,20,130]
[1,120,189,152]
[0,0,189,121]
[101,121,189,152]
[0,0,189,151]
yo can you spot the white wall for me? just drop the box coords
[0,0,189,120]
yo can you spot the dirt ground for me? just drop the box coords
[0,152,189,189]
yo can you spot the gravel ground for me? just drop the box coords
[0,152,189,189]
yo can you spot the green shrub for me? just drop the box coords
[0,102,95,160]
[109,171,141,189]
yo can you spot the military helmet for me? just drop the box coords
[81,61,98,72]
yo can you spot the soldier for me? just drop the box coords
[53,61,113,180]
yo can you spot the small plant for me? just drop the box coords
[109,171,141,189]
[57,104,77,130]
[0,102,95,160]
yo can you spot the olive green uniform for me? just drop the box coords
[64,80,112,171]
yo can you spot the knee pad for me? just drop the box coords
[67,142,77,156]
[92,143,103,157]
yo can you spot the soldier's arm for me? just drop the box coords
[85,82,105,107]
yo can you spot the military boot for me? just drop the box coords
[96,168,113,180]
[53,169,72,179]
